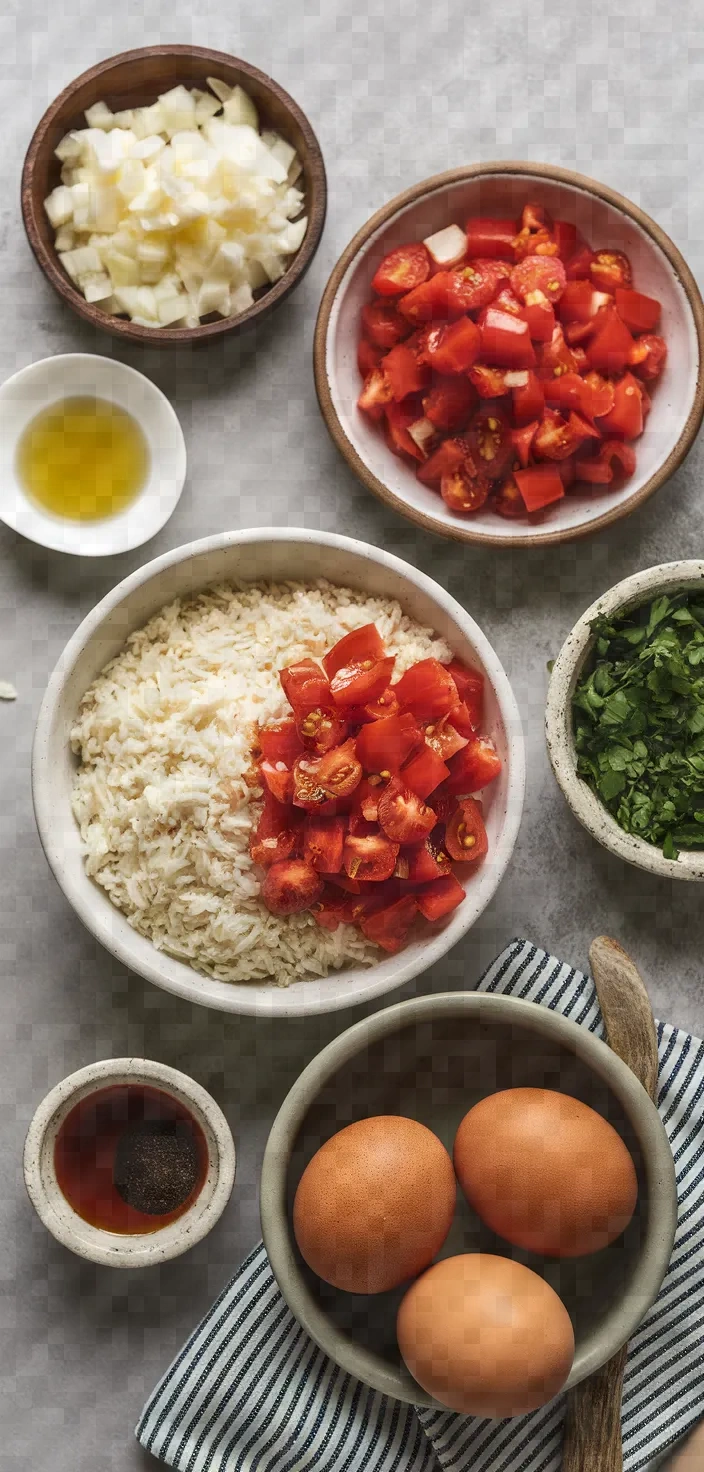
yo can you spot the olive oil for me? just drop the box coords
[17,396,149,522]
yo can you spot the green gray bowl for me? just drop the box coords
[260,992,677,1408]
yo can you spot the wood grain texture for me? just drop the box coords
[21,46,327,345]
[561,937,660,1472]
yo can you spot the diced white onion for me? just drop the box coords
[503,371,529,387]
[408,417,437,453]
[423,223,467,267]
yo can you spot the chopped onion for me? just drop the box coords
[423,224,467,267]
[44,77,307,326]
[408,417,438,454]
[503,371,529,387]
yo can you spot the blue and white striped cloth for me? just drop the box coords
[137,939,704,1472]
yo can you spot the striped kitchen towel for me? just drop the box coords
[137,938,704,1472]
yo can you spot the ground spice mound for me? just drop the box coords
[113,1120,200,1215]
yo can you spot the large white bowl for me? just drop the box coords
[32,529,525,1017]
[315,162,704,548]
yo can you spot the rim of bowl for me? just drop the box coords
[0,353,187,555]
[21,44,327,345]
[314,160,704,549]
[260,990,678,1404]
[30,527,526,1017]
[546,560,704,880]
[23,1056,236,1267]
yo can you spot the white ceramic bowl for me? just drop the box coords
[546,560,704,880]
[0,354,186,555]
[23,1057,236,1267]
[315,162,704,548]
[31,528,525,1017]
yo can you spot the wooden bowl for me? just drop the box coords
[314,162,704,548]
[21,45,327,345]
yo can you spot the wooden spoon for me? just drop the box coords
[561,936,660,1472]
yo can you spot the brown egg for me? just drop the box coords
[454,1088,638,1257]
[397,1253,574,1416]
[292,1116,456,1294]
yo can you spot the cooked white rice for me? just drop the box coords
[70,579,453,986]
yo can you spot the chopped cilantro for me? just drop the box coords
[572,590,704,860]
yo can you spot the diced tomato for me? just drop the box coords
[361,300,410,349]
[442,661,483,721]
[394,659,459,723]
[492,286,525,316]
[468,364,512,398]
[514,464,566,513]
[468,408,514,478]
[358,365,393,419]
[445,737,502,794]
[511,420,539,467]
[510,255,566,304]
[552,220,580,262]
[590,250,632,291]
[614,287,661,333]
[419,317,481,373]
[512,369,545,425]
[258,718,303,766]
[343,832,399,882]
[358,337,384,378]
[311,886,354,932]
[260,759,294,804]
[348,777,381,831]
[316,739,363,797]
[400,743,450,799]
[635,379,652,421]
[446,700,474,737]
[372,242,431,297]
[280,659,331,716]
[597,372,643,438]
[628,333,667,382]
[492,475,526,519]
[512,223,558,261]
[249,792,301,867]
[585,306,634,375]
[563,318,597,347]
[521,203,552,232]
[575,440,637,485]
[296,707,348,754]
[292,755,327,809]
[428,785,457,824]
[358,686,401,722]
[543,371,598,419]
[565,245,596,280]
[398,274,456,323]
[416,873,466,921]
[261,858,323,916]
[360,895,418,953]
[558,280,611,323]
[416,436,467,487]
[441,461,492,514]
[384,400,426,462]
[571,346,589,373]
[445,261,507,314]
[424,715,468,762]
[522,292,555,342]
[536,324,578,380]
[303,815,346,874]
[405,837,452,882]
[557,456,577,490]
[323,624,386,679]
[465,217,518,260]
[330,655,396,709]
[382,342,429,400]
[377,779,437,842]
[581,370,616,418]
[480,306,536,369]
[423,375,477,430]
[355,711,421,775]
[445,797,489,862]
[533,407,596,461]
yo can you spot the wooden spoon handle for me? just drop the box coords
[561,1345,628,1472]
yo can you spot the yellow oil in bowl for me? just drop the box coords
[16,396,149,522]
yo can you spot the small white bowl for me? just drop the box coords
[546,560,704,880]
[23,1057,236,1268]
[315,162,704,548]
[0,354,186,556]
[31,527,525,1017]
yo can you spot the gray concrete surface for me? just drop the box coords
[1,1,702,1467]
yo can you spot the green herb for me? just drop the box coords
[572,590,704,859]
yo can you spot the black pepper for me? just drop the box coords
[113,1120,200,1215]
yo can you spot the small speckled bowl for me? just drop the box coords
[23,1057,236,1267]
[545,560,704,880]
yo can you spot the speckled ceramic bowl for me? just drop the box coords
[546,560,704,880]
[23,1057,236,1267]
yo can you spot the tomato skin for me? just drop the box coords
[445,261,507,314]
[511,420,539,468]
[280,660,331,717]
[512,369,545,425]
[522,293,555,342]
[468,364,511,398]
[316,738,363,797]
[514,465,565,513]
[565,246,595,280]
[590,249,632,291]
[303,815,346,874]
[416,436,467,488]
[465,217,518,260]
[445,798,489,862]
[597,372,643,438]
[423,375,477,430]
[382,343,430,401]
[361,300,410,349]
[445,737,502,794]
[323,624,385,679]
[261,759,294,804]
[355,712,421,775]
[330,655,396,709]
[360,895,418,953]
[585,306,634,375]
[343,832,399,882]
[405,838,452,883]
[510,255,566,305]
[442,661,483,718]
[416,873,466,921]
[372,242,431,297]
[394,658,459,720]
[398,273,455,323]
[249,793,301,866]
[552,220,580,262]
[492,474,526,519]
[628,333,667,382]
[261,858,323,917]
[575,439,636,484]
[480,307,536,369]
[420,317,481,374]
[536,324,578,380]
[614,287,661,333]
[544,371,601,420]
[258,718,303,766]
[292,756,328,810]
[468,409,514,479]
[400,743,450,799]
[424,716,469,762]
[384,400,427,462]
[358,365,393,419]
[297,707,349,754]
[533,407,595,461]
[441,461,491,514]
[358,337,384,378]
[377,779,437,843]
[492,286,525,317]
